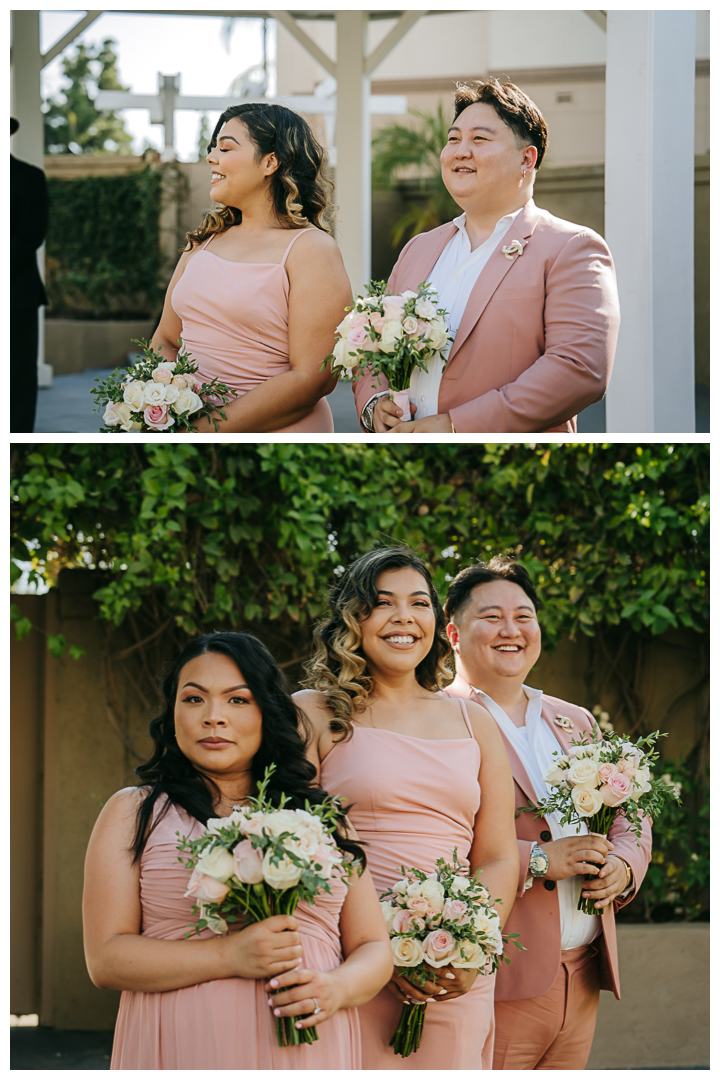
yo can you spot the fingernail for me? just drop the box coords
[295,1022,303,1029]
[267,998,273,1006]
[274,1009,281,1017]
[438,988,447,995]
[445,973,455,980]
[426,997,435,1003]
[270,980,278,988]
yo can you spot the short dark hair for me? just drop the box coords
[444,556,540,625]
[453,78,548,170]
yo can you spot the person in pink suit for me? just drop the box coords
[295,547,519,1070]
[356,79,620,435]
[152,103,351,432]
[83,632,392,1070]
[441,557,652,1069]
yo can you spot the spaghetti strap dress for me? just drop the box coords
[170,227,334,433]
[110,797,361,1070]
[320,698,495,1070]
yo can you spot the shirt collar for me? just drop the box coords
[453,207,523,242]
[470,683,543,703]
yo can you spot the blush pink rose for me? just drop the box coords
[143,404,175,431]
[391,909,415,934]
[152,367,173,384]
[172,374,189,389]
[185,867,231,903]
[406,895,429,916]
[312,844,342,878]
[600,771,633,806]
[441,898,471,926]
[193,379,204,394]
[382,295,406,321]
[348,310,367,328]
[422,928,459,968]
[233,839,264,884]
[347,323,372,347]
[597,763,619,785]
[425,907,444,929]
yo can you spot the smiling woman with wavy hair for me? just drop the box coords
[151,103,351,433]
[295,546,519,1069]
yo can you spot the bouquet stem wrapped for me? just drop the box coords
[177,765,358,1048]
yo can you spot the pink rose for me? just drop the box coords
[347,323,371,347]
[425,907,444,929]
[152,367,173,384]
[422,928,459,968]
[442,898,470,926]
[312,844,342,878]
[184,867,231,903]
[143,404,175,431]
[597,763,619,785]
[600,771,633,806]
[382,294,406,321]
[172,374,189,389]
[391,909,415,934]
[233,839,264,884]
[348,310,367,328]
[406,895,429,916]
[193,379,204,394]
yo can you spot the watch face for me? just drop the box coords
[530,853,548,876]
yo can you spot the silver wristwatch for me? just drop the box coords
[361,392,390,433]
[529,842,549,878]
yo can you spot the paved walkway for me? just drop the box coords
[33,367,709,435]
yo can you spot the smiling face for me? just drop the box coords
[358,566,437,679]
[447,578,541,692]
[174,651,263,780]
[206,117,278,209]
[440,102,536,215]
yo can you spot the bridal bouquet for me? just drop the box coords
[91,338,235,432]
[379,851,524,1058]
[323,280,453,420]
[177,765,358,1047]
[533,727,679,914]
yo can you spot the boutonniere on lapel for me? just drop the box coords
[501,239,524,261]
[554,714,574,732]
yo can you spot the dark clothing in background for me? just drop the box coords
[11,153,49,432]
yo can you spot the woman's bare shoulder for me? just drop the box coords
[461,698,500,738]
[293,688,332,719]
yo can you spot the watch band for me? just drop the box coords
[361,392,390,433]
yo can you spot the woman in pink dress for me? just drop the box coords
[83,632,392,1070]
[152,103,351,432]
[296,548,520,1070]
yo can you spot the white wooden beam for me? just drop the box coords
[365,10,427,75]
[268,10,336,79]
[41,11,104,68]
[335,11,370,293]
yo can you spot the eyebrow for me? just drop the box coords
[448,125,496,134]
[181,682,250,692]
[377,589,431,598]
[217,134,239,144]
[476,604,535,614]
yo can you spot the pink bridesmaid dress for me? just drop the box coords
[111,797,360,1070]
[321,697,495,1070]
[170,228,334,433]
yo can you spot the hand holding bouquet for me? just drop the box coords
[92,338,235,432]
[323,280,453,420]
[534,727,679,914]
[379,851,524,1057]
[177,765,359,1047]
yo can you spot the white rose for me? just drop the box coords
[390,936,424,967]
[453,939,487,968]
[380,901,398,934]
[205,817,228,834]
[566,758,600,789]
[402,316,419,335]
[473,908,500,935]
[400,289,418,300]
[419,879,445,910]
[144,381,167,406]
[175,388,204,415]
[543,756,569,785]
[195,845,235,882]
[631,765,652,798]
[163,383,180,405]
[123,380,146,411]
[294,809,326,840]
[262,850,303,890]
[283,823,320,858]
[332,337,356,371]
[157,360,177,372]
[451,875,470,893]
[415,297,436,319]
[378,319,403,352]
[103,402,120,426]
[406,881,423,898]
[264,810,299,838]
[427,324,448,350]
[571,785,604,817]
[393,877,409,895]
[336,311,356,339]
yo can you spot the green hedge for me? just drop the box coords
[45,167,164,318]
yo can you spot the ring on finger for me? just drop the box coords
[312,998,321,1015]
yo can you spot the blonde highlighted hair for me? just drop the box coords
[185,102,334,249]
[304,548,454,741]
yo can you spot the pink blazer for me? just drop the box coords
[354,200,620,433]
[442,676,652,1001]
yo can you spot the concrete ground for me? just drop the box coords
[32,366,710,436]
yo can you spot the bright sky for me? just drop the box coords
[41,11,277,161]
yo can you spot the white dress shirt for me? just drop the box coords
[409,209,522,419]
[471,683,602,949]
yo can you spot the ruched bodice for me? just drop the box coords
[320,704,495,1071]
[111,797,359,1070]
[170,229,333,433]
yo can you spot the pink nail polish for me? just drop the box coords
[270,980,278,988]
[274,1009,281,1017]
[295,1022,302,1029]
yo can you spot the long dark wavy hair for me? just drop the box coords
[131,632,365,868]
[304,548,454,740]
[185,102,333,248]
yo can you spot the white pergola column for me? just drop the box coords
[604,10,696,433]
[11,11,53,388]
[335,11,371,295]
